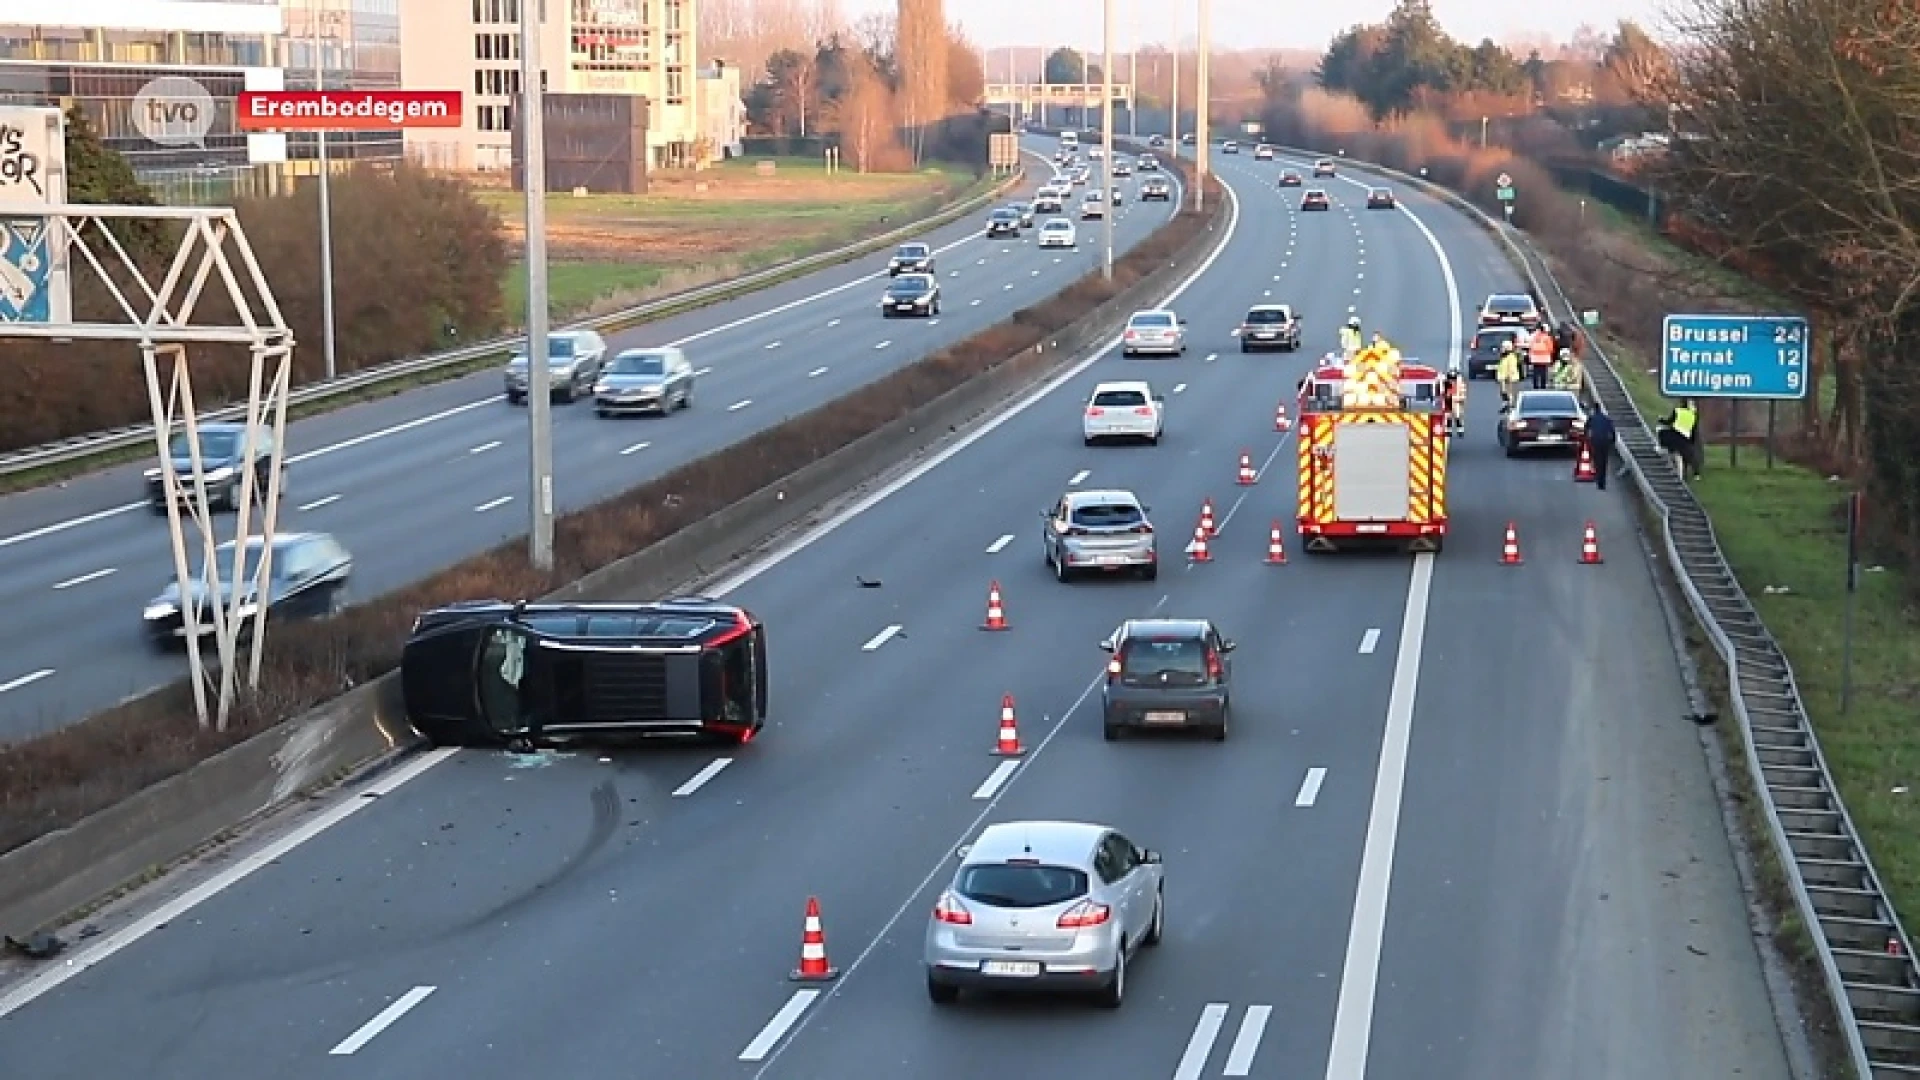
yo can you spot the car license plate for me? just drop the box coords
[1144,711,1185,725]
[981,960,1041,977]
[1538,433,1564,443]
[1254,332,1275,339]
[896,303,915,310]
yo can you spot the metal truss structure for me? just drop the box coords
[2,205,294,730]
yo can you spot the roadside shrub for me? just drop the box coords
[0,151,1221,856]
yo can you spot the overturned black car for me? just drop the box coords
[401,597,767,748]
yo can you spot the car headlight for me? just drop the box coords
[143,602,175,621]
[203,466,234,483]
[593,383,609,393]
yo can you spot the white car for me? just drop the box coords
[1034,186,1066,212]
[1039,218,1078,248]
[1121,309,1186,356]
[1080,192,1106,220]
[1089,147,1105,159]
[1254,144,1275,160]
[1221,140,1239,154]
[1083,381,1164,445]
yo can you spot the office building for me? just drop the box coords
[280,0,405,166]
[696,58,741,159]
[400,0,703,172]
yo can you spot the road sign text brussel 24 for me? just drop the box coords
[1659,313,1810,399]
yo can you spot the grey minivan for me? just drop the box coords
[593,347,695,415]
[1099,618,1235,740]
[504,329,608,404]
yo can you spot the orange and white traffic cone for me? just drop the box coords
[981,580,1008,631]
[991,693,1025,756]
[1573,444,1598,482]
[1265,521,1288,564]
[790,896,840,981]
[1578,521,1603,564]
[1187,523,1212,562]
[1200,498,1217,536]
[1274,402,1292,431]
[1237,451,1257,486]
[1499,522,1523,565]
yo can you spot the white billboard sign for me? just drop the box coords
[0,106,71,324]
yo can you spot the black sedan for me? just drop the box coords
[986,208,1021,237]
[1499,390,1588,456]
[1366,188,1396,209]
[142,532,353,645]
[1468,327,1526,379]
[1301,190,1332,211]
[1278,171,1303,187]
[881,272,941,317]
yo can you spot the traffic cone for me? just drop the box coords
[1890,937,1906,958]
[1499,522,1523,565]
[1237,451,1257,485]
[1573,444,1598,482]
[1187,523,1212,562]
[1274,402,1292,431]
[1265,521,1288,564]
[991,694,1026,756]
[1578,521,1603,564]
[981,580,1008,630]
[790,896,840,981]
[1200,498,1217,536]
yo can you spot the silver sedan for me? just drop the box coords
[1121,309,1186,356]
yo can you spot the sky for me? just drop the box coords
[836,0,1674,53]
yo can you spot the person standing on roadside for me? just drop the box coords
[1495,339,1522,409]
[1658,398,1702,480]
[1585,402,1617,491]
[1527,325,1555,389]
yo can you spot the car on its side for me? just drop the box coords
[924,820,1163,1007]
[1254,143,1275,160]
[1038,218,1078,248]
[504,329,609,404]
[1278,170,1303,187]
[1366,188,1397,209]
[1121,309,1186,356]
[1083,381,1165,445]
[1313,158,1337,176]
[594,346,695,415]
[1499,389,1588,456]
[1041,489,1157,582]
[1467,326,1527,379]
[143,421,282,513]
[143,531,352,645]
[880,272,941,317]
[986,208,1022,236]
[1235,303,1302,352]
[888,242,935,276]
[1099,618,1235,741]
[1301,189,1332,211]
[1140,175,1172,201]
[1479,291,1544,329]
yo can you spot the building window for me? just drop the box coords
[473,33,518,60]
[472,0,483,21]
[474,69,486,95]
[664,0,682,31]
[665,66,683,104]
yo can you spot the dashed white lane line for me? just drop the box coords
[874,340,891,350]
[740,990,821,1061]
[1003,283,1013,290]
[970,298,981,306]
[986,533,1014,553]
[976,257,987,265]
[1174,1003,1231,1080]
[1204,352,1218,363]
[52,567,116,590]
[807,367,828,378]
[473,495,513,512]
[1171,383,1187,394]
[298,494,341,511]
[727,400,752,412]
[1224,1004,1274,1075]
[928,318,941,326]
[672,757,732,797]
[694,366,714,377]
[328,986,436,1055]
[1030,268,1040,276]
[861,624,903,652]
[1068,469,1090,485]
[468,440,500,454]
[972,759,1020,800]
[1359,628,1381,654]
[0,668,54,694]
[619,441,651,456]
[1295,768,1328,808]
[826,318,841,328]
[765,341,782,350]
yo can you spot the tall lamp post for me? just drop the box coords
[310,1,338,381]
[1194,0,1210,213]
[1102,0,1116,279]
[520,0,555,570]
[1169,7,1179,150]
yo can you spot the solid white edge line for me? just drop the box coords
[1173,1002,1232,1080]
[727,400,752,412]
[1295,767,1328,808]
[327,985,437,1055]
[671,757,732,797]
[738,989,821,1061]
[0,669,55,694]
[807,367,828,378]
[619,442,651,456]
[1358,628,1381,654]
[985,533,1014,553]
[860,624,903,652]
[52,567,116,590]
[1223,1003,1274,1076]
[473,496,513,512]
[971,759,1020,800]
[0,748,459,1020]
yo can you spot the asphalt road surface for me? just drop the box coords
[0,144,1797,1080]
[0,141,1172,739]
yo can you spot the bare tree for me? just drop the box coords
[836,50,896,171]
[945,24,985,110]
[895,0,949,163]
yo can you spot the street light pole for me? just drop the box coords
[1102,0,1115,280]
[311,1,337,381]
[520,0,554,570]
[1194,0,1211,213]
[1169,7,1179,150]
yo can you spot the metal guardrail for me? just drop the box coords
[1297,145,1917,1079]
[0,167,1027,480]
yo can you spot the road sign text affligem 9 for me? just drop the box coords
[236,91,463,131]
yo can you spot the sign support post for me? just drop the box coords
[1495,171,1515,222]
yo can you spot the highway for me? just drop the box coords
[0,142,1173,739]
[0,145,1797,1079]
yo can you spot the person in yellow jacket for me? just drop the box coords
[1338,317,1362,360]
[1495,340,1523,408]
[1659,398,1702,479]
[1549,348,1582,390]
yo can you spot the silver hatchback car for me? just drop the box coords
[1041,489,1157,582]
[925,820,1164,1007]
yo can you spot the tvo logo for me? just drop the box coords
[132,77,215,149]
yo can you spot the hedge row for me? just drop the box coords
[0,159,1224,857]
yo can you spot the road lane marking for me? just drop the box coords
[1204,352,1217,363]
[970,298,981,306]
[298,494,341,511]
[727,400,752,411]
[1172,383,1187,394]
[1224,1004,1273,1075]
[52,567,116,590]
[1359,628,1380,654]
[826,317,840,328]
[874,340,891,349]
[1030,268,1040,276]
[694,366,714,377]
[765,340,781,349]
[1206,436,1295,549]
[1263,289,1271,296]
[1174,1003,1230,1080]
[468,440,499,454]
[473,495,513,512]
[986,533,1014,553]
[1003,282,1013,290]
[0,669,54,694]
[739,989,820,1061]
[807,366,828,377]
[861,624,903,652]
[972,759,1020,800]
[1069,469,1089,485]
[619,441,651,455]
[1295,768,1328,808]
[329,986,436,1055]
[672,758,732,797]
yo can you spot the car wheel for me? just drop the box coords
[1240,343,1251,353]
[1141,562,1158,581]
[506,391,524,405]
[596,407,609,417]
[927,973,959,1005]
[1096,947,1126,1008]
[1054,553,1070,583]
[557,384,577,404]
[1210,709,1229,742]
[1143,886,1164,946]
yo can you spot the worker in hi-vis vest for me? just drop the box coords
[1495,339,1523,408]
[1526,326,1556,389]
[1339,317,1362,360]
[1659,398,1702,479]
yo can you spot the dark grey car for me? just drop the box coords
[142,531,352,645]
[594,346,695,415]
[1099,619,1234,741]
[987,208,1021,237]
[144,422,281,513]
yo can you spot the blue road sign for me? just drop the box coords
[1660,313,1810,399]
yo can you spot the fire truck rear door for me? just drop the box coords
[1333,422,1411,520]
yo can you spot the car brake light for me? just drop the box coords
[1107,657,1122,679]
[933,893,973,925]
[1133,406,1154,416]
[1206,650,1224,680]
[1125,330,1137,339]
[1057,900,1111,929]
[1087,407,1105,416]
